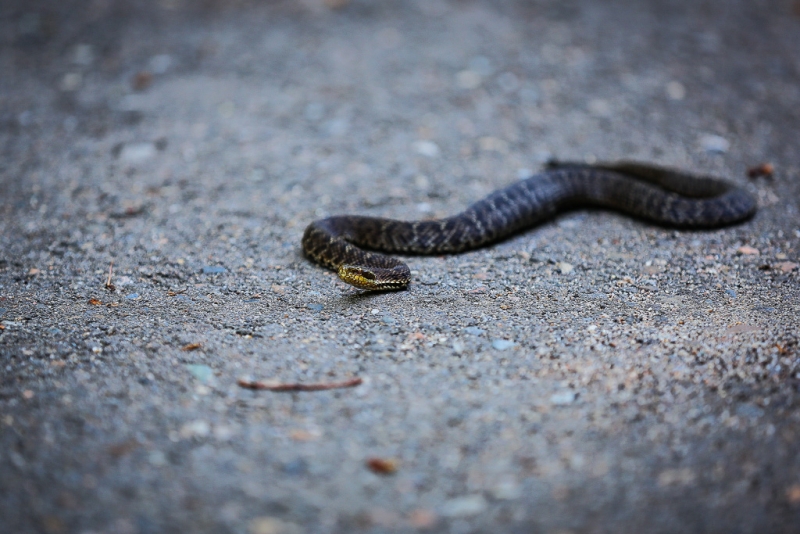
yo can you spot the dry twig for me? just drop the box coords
[237,377,362,392]
[105,261,116,291]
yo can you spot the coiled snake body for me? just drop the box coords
[302,161,756,290]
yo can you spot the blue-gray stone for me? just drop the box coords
[464,327,485,336]
[201,265,226,274]
[125,293,140,300]
[491,339,515,351]
[282,458,308,476]
[186,364,213,383]
[307,303,324,312]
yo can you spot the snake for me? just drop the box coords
[302,161,756,291]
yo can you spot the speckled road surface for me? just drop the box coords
[1,1,799,532]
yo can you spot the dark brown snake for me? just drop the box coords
[302,161,756,290]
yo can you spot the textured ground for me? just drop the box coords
[1,0,799,533]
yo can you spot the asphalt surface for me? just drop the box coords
[1,1,799,533]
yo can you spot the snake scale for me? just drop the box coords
[302,161,756,290]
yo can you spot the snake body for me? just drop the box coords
[302,161,756,290]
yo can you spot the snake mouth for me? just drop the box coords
[337,265,408,291]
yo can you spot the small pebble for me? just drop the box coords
[456,70,482,89]
[737,246,759,256]
[149,54,174,74]
[463,326,485,336]
[180,420,210,439]
[491,480,522,500]
[412,140,440,157]
[281,458,308,476]
[186,364,213,383]
[201,265,226,274]
[119,142,157,163]
[124,293,140,300]
[556,262,574,274]
[491,339,515,351]
[307,303,324,312]
[725,289,737,298]
[60,72,82,92]
[248,517,302,534]
[148,450,167,466]
[698,134,730,154]
[440,494,487,518]
[666,81,686,100]
[550,390,577,405]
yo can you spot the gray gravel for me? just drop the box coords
[2,0,800,533]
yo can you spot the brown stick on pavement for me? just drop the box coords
[237,377,362,392]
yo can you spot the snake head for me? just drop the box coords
[337,265,409,291]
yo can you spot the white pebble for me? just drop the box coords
[491,339,515,351]
[412,140,440,157]
[699,134,730,154]
[60,72,82,92]
[491,479,522,500]
[440,494,487,517]
[119,142,157,163]
[149,54,174,74]
[556,262,574,274]
[666,81,686,100]
[456,70,482,89]
[550,390,577,405]
[180,420,210,438]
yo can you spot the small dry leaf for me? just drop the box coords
[88,298,102,305]
[786,484,800,505]
[408,509,437,528]
[182,343,202,351]
[747,162,774,179]
[132,71,153,91]
[0,325,5,330]
[366,457,399,475]
[466,286,487,294]
[27,268,40,276]
[737,245,760,255]
[289,429,316,441]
